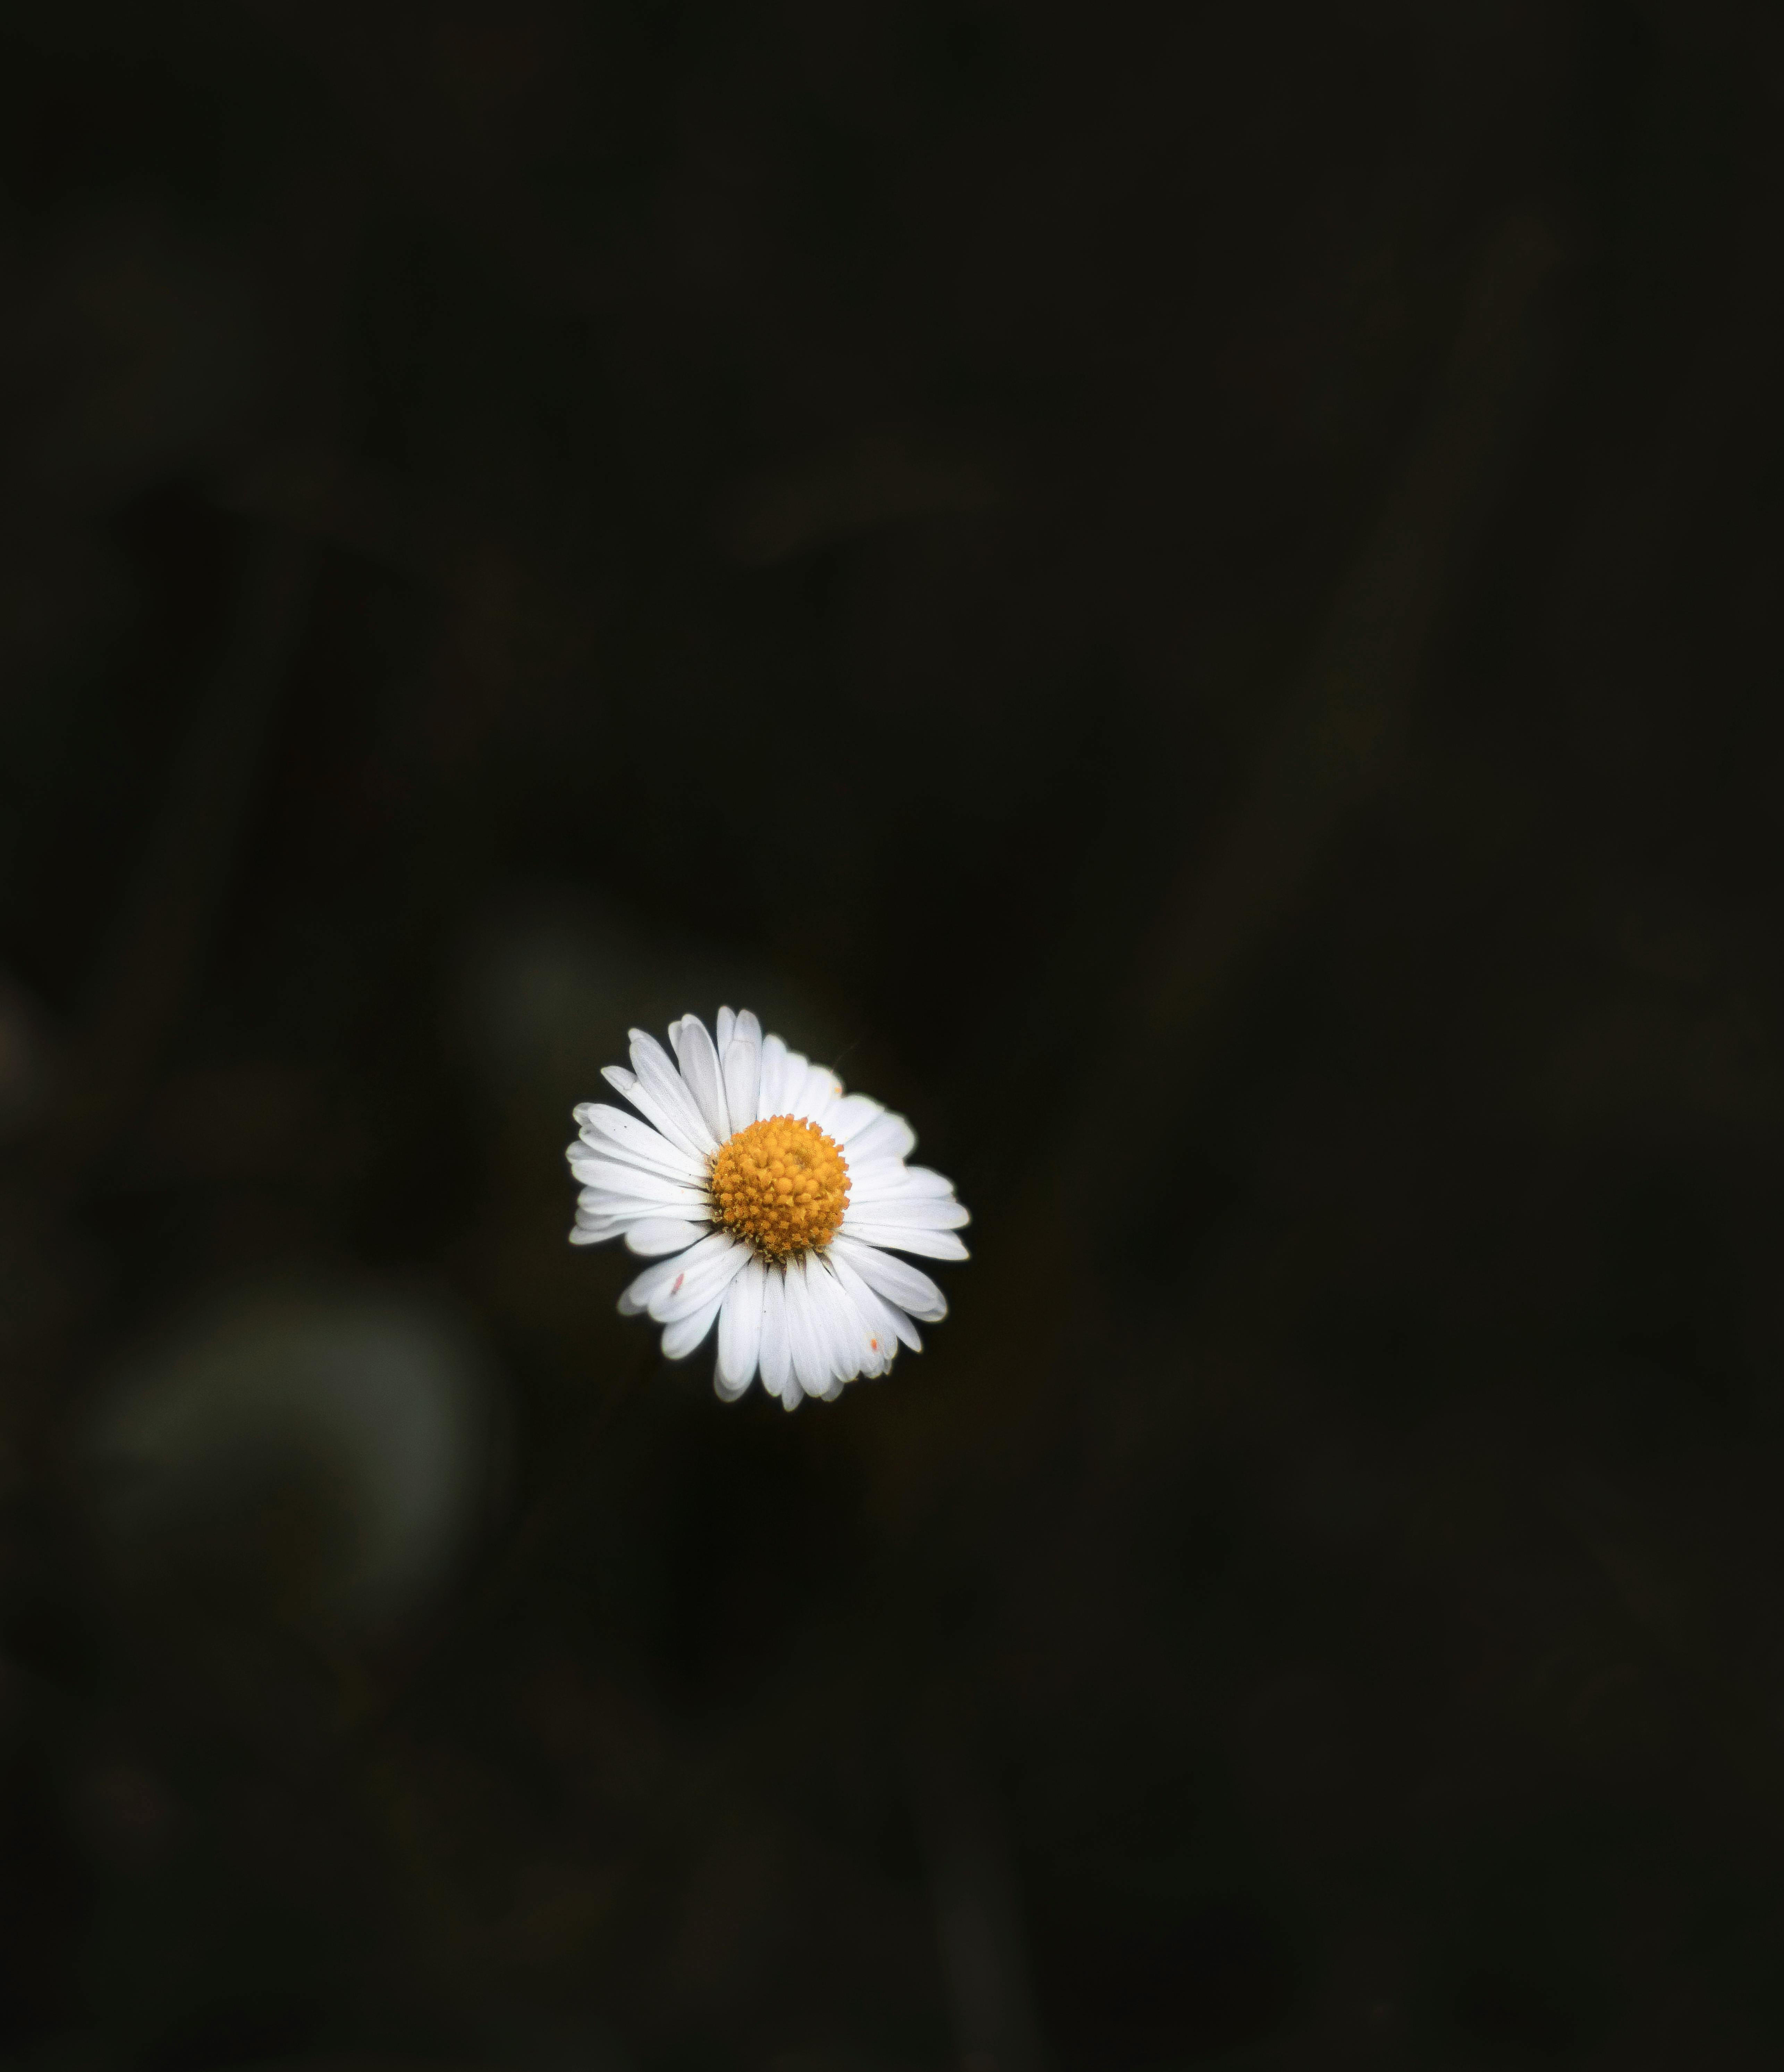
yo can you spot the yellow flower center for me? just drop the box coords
[710,1114,851,1261]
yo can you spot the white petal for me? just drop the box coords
[846,1110,917,1164]
[628,1030,720,1155]
[584,1197,708,1227]
[842,1158,914,1199]
[569,1157,711,1208]
[841,1221,970,1261]
[573,1213,628,1243]
[783,1255,831,1398]
[715,1258,765,1399]
[661,1288,727,1360]
[576,1193,704,1218]
[623,1217,712,1256]
[649,1237,750,1322]
[760,1037,803,1116]
[568,1142,704,1194]
[722,1034,759,1133]
[759,1264,791,1399]
[827,1246,918,1355]
[574,1173,705,1207]
[822,1251,897,1371]
[585,1217,702,1250]
[809,1257,870,1382]
[578,1195,710,1233]
[619,1229,735,1312]
[795,1059,843,1124]
[667,1015,732,1144]
[755,1033,784,1109]
[602,1062,710,1162]
[795,1254,847,1384]
[842,1193,971,1231]
[574,1102,709,1183]
[850,1163,957,1204]
[750,1036,779,1119]
[831,1234,948,1320]
[579,1202,691,1231]
[827,1092,883,1144]
[585,1208,711,1244]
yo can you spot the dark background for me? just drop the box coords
[2,2,1782,2066]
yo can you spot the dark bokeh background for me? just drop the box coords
[3,3,1783,2066]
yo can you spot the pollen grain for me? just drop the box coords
[710,1114,850,1262]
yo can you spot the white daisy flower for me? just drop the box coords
[566,1009,970,1409]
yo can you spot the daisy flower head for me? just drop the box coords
[566,1010,969,1408]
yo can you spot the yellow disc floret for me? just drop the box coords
[711,1114,851,1261]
